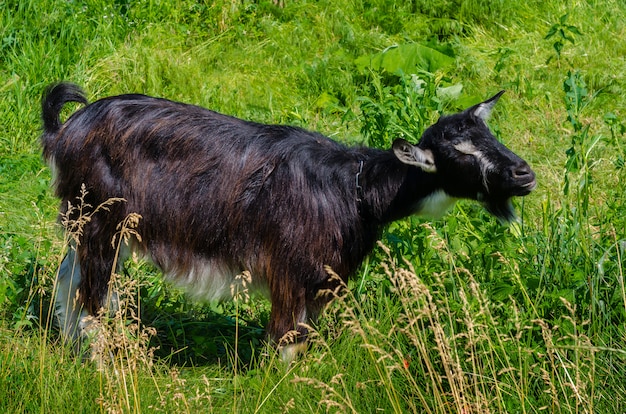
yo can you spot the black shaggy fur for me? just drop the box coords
[41,83,535,348]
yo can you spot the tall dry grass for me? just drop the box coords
[293,224,608,413]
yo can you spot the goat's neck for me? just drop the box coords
[359,150,446,224]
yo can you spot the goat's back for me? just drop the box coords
[42,88,372,285]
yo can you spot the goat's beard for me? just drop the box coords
[483,197,516,222]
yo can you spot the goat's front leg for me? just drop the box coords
[266,282,309,362]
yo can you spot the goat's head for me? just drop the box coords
[393,91,536,221]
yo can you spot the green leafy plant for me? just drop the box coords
[356,72,462,149]
[562,71,600,212]
[604,112,626,169]
[354,43,456,76]
[545,14,582,64]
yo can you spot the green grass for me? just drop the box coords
[2,0,626,412]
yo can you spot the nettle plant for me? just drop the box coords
[544,13,582,65]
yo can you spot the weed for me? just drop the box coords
[292,237,616,412]
[562,71,600,212]
[545,14,583,65]
[356,71,456,149]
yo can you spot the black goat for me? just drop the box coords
[41,83,535,358]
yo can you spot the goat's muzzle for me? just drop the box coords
[508,163,536,196]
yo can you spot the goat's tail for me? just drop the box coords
[41,82,88,139]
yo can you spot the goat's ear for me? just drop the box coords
[392,139,437,173]
[471,90,505,121]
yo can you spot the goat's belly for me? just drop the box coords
[157,255,269,302]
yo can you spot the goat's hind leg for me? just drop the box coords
[54,244,89,344]
[54,239,125,354]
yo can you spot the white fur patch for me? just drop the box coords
[54,247,88,341]
[280,342,307,364]
[415,190,457,218]
[161,257,269,303]
[47,155,58,181]
[453,141,478,155]
[278,308,308,363]
[55,244,127,342]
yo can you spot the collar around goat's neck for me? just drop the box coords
[355,159,365,208]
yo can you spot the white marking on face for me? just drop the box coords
[415,189,458,218]
[453,141,495,190]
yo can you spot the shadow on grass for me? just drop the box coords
[21,269,270,370]
[145,307,269,368]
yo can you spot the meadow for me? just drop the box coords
[1,0,625,412]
